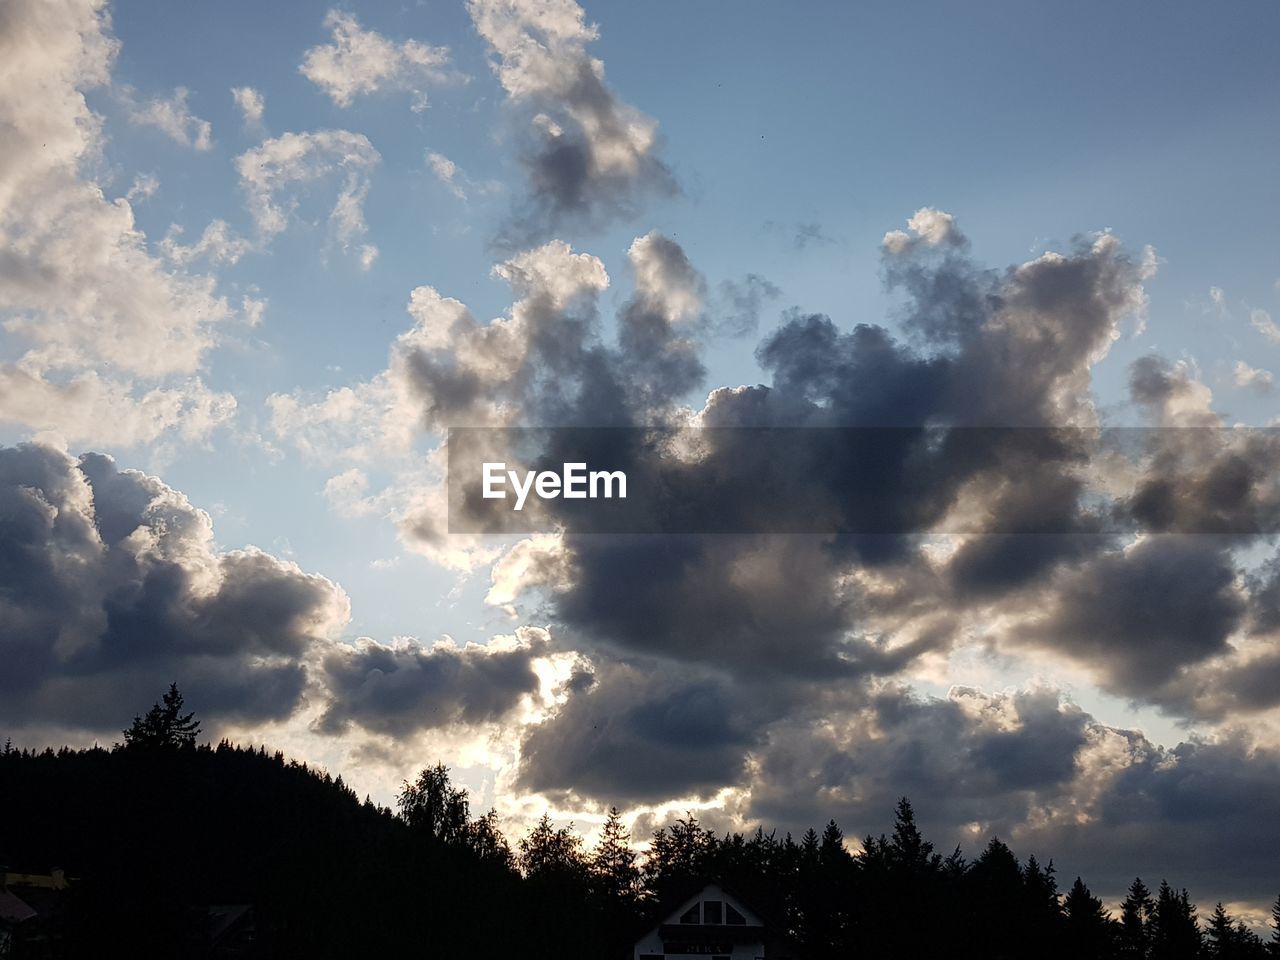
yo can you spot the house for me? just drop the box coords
[632,881,800,960]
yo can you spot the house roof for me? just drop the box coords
[0,890,38,924]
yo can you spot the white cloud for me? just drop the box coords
[125,172,159,203]
[0,0,242,445]
[300,10,453,111]
[230,85,265,127]
[160,219,252,266]
[427,149,466,199]
[1234,360,1274,393]
[234,129,381,267]
[882,206,965,254]
[126,86,212,150]
[1251,307,1280,344]
[0,368,236,447]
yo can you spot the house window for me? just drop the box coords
[679,904,700,924]
[639,955,664,960]
[703,900,723,924]
[726,903,746,925]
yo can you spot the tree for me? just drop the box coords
[519,813,586,883]
[1149,881,1200,960]
[888,796,934,870]
[590,807,639,903]
[122,683,201,749]
[467,807,515,870]
[1120,877,1155,959]
[1064,876,1117,959]
[397,763,470,845]
[1271,893,1280,958]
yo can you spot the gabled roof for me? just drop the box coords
[0,889,38,924]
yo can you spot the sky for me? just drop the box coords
[2,0,1280,919]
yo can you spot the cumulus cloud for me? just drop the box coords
[125,86,212,150]
[468,0,676,240]
[315,627,549,736]
[739,685,1280,903]
[1233,360,1274,393]
[300,10,452,111]
[0,443,349,734]
[0,0,241,445]
[230,85,265,128]
[234,129,381,267]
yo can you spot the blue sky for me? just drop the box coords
[51,0,1280,645]
[4,0,1280,913]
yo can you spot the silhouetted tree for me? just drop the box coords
[590,806,640,903]
[1121,877,1156,959]
[468,806,516,870]
[121,683,200,749]
[645,812,717,899]
[1271,892,1280,957]
[397,762,470,844]
[520,813,586,882]
[1150,880,1200,960]
[1065,876,1118,959]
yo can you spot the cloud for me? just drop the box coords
[0,443,350,735]
[469,0,676,241]
[1233,360,1274,393]
[300,10,453,111]
[0,370,236,447]
[230,85,265,127]
[427,150,466,199]
[712,273,781,337]
[0,0,242,445]
[234,129,381,267]
[315,627,549,736]
[125,86,212,150]
[159,220,252,266]
[739,685,1280,904]
[516,657,766,805]
[1251,308,1280,344]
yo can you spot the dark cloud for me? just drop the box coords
[517,658,772,805]
[710,274,781,338]
[0,444,348,735]
[316,629,547,736]
[741,686,1280,904]
[1024,536,1244,697]
[469,0,677,244]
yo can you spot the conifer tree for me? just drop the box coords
[1121,877,1155,959]
[122,683,201,749]
[590,807,639,903]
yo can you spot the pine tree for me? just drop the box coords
[1271,893,1280,957]
[1065,876,1116,957]
[1150,881,1200,960]
[1121,877,1155,959]
[590,807,639,903]
[1208,903,1238,958]
[888,796,934,870]
[122,683,201,749]
[519,813,586,883]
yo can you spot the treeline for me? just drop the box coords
[1,687,1278,959]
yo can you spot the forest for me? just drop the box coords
[0,685,1277,959]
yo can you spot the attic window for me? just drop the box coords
[703,900,723,924]
[726,903,746,925]
[680,904,700,924]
